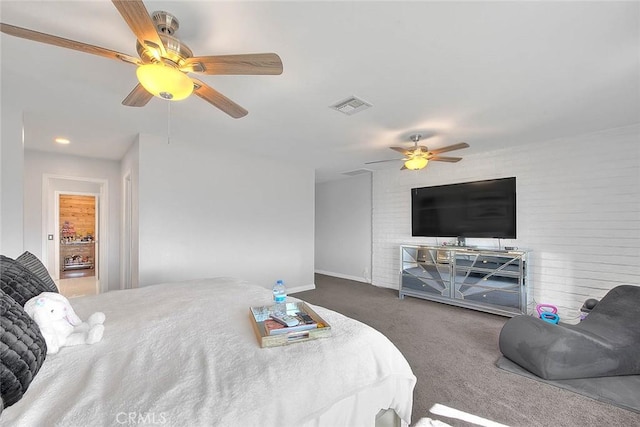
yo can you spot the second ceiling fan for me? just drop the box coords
[0,0,283,118]
[367,134,470,171]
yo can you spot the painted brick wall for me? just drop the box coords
[372,124,640,321]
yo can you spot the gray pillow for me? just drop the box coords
[0,289,47,411]
[0,256,53,307]
[16,251,58,293]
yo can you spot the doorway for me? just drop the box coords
[42,174,109,296]
[58,194,97,279]
[56,192,99,297]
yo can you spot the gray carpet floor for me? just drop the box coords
[294,274,640,427]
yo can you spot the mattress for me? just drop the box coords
[1,277,416,427]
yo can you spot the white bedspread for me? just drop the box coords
[2,278,416,427]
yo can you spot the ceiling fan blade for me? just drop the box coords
[429,156,463,163]
[112,0,166,58]
[389,147,411,155]
[122,83,153,107]
[0,23,141,65]
[365,158,405,165]
[191,78,248,119]
[428,142,470,155]
[183,53,283,75]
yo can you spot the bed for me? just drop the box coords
[1,276,416,426]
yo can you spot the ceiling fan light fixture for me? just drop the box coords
[136,63,193,101]
[404,157,428,170]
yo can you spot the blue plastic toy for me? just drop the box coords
[540,312,560,324]
[536,303,560,324]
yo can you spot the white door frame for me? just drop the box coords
[42,174,109,294]
[121,171,133,290]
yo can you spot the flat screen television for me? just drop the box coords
[411,177,516,238]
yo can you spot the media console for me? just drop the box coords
[399,245,528,317]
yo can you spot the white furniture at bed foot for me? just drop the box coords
[376,409,403,427]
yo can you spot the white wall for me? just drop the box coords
[120,139,140,289]
[23,150,122,292]
[137,134,315,293]
[371,124,640,320]
[0,109,24,257]
[315,172,372,282]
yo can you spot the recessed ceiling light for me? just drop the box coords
[55,137,70,145]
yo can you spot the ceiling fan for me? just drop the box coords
[0,0,283,118]
[366,134,470,170]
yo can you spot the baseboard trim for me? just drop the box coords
[372,282,399,290]
[314,270,371,284]
[289,283,316,294]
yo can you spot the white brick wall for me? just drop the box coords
[372,124,640,321]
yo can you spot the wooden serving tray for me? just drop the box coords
[249,301,332,348]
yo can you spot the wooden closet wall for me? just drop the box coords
[59,195,95,239]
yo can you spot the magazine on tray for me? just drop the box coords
[250,305,318,335]
[263,318,318,335]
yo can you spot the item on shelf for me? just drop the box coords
[60,241,95,271]
[61,221,76,237]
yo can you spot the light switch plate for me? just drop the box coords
[48,234,54,240]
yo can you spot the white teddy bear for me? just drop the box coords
[24,292,105,354]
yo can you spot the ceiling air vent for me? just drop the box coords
[330,96,372,116]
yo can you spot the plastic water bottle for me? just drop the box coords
[273,280,287,314]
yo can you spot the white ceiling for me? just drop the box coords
[1,1,638,182]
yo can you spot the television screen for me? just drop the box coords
[411,177,516,238]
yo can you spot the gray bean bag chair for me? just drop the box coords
[499,285,640,380]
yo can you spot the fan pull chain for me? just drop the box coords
[167,101,171,144]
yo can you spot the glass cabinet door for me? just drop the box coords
[401,247,452,297]
[453,252,523,312]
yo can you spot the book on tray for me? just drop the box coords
[250,305,319,335]
[263,318,318,335]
